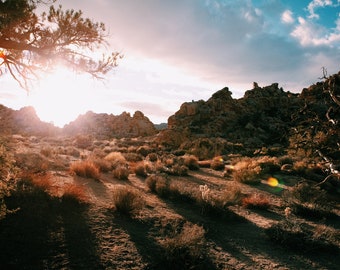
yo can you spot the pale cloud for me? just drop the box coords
[281,10,294,24]
[307,0,333,19]
[291,15,340,46]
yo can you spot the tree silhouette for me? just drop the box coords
[0,0,121,90]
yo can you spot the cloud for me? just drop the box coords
[307,0,333,19]
[281,10,294,24]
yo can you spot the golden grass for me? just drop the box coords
[242,193,270,209]
[61,183,89,204]
[111,185,144,216]
[70,160,100,179]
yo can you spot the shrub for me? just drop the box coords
[104,151,126,168]
[111,185,144,216]
[112,164,130,180]
[182,155,200,170]
[242,193,270,209]
[61,183,89,204]
[232,158,262,184]
[266,219,339,252]
[159,222,206,268]
[146,174,169,197]
[218,183,243,206]
[19,171,54,194]
[282,182,334,219]
[134,161,148,178]
[73,135,93,149]
[147,152,158,162]
[169,164,188,176]
[210,156,225,171]
[70,160,100,179]
[40,147,54,157]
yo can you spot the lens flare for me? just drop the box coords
[267,177,279,187]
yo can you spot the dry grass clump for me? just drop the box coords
[18,171,55,194]
[159,222,206,268]
[210,156,225,171]
[232,158,262,184]
[182,155,200,170]
[123,152,143,162]
[89,158,112,173]
[14,152,49,173]
[133,161,150,177]
[40,147,54,157]
[242,193,270,209]
[147,152,158,162]
[266,219,340,252]
[282,182,334,219]
[168,164,188,176]
[61,183,89,204]
[69,160,100,180]
[104,151,127,168]
[111,185,145,216]
[112,164,130,180]
[146,174,169,197]
[73,135,93,149]
[218,182,244,206]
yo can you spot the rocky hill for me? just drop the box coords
[0,105,58,136]
[63,110,157,138]
[157,71,340,159]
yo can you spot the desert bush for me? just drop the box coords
[19,171,54,194]
[197,160,211,168]
[70,160,100,179]
[168,164,188,176]
[89,158,112,173]
[112,164,130,180]
[210,156,225,171]
[134,161,149,178]
[218,182,243,206]
[266,219,339,252]
[232,158,262,184]
[111,185,144,216]
[0,143,16,220]
[104,151,127,168]
[73,135,93,149]
[136,146,151,157]
[65,146,81,157]
[182,155,200,170]
[242,193,270,209]
[40,147,54,157]
[159,222,206,268]
[61,183,89,204]
[14,152,49,172]
[282,182,334,219]
[147,152,158,162]
[146,174,169,197]
[123,152,143,162]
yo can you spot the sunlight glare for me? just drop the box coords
[29,67,96,127]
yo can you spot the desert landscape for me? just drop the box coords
[0,72,340,269]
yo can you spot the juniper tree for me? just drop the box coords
[0,0,121,90]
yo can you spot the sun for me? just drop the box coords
[29,66,96,127]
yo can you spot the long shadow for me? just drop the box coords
[162,195,340,270]
[0,185,103,269]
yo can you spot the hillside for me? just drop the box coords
[0,72,339,269]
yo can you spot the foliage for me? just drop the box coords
[159,222,206,269]
[242,193,270,209]
[70,160,100,179]
[0,141,16,220]
[0,0,121,90]
[146,174,169,197]
[266,218,339,253]
[111,185,144,216]
[112,164,130,180]
[282,182,334,219]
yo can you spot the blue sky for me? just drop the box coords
[0,0,339,126]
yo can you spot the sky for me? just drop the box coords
[0,0,340,127]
